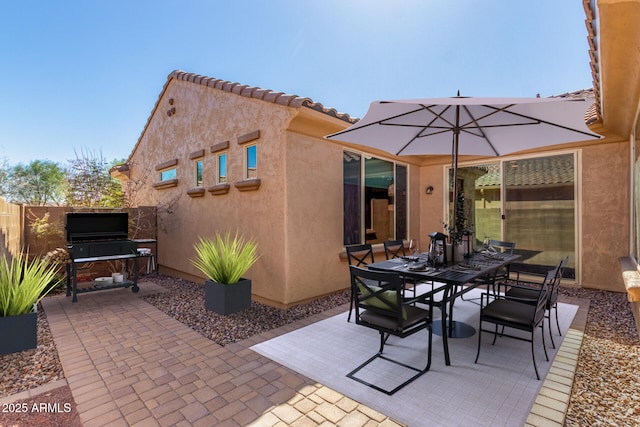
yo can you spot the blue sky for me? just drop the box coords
[0,0,592,165]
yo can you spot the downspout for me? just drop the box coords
[631,97,640,258]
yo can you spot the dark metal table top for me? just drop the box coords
[367,252,521,285]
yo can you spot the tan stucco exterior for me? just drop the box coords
[116,0,640,307]
[121,74,422,307]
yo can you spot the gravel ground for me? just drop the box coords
[561,287,640,426]
[141,274,351,346]
[0,308,65,398]
[1,274,639,426]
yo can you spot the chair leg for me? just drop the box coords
[547,311,556,349]
[378,332,390,354]
[424,326,433,372]
[554,304,562,336]
[541,322,549,362]
[531,332,540,380]
[347,327,432,395]
[474,321,483,364]
[491,324,499,345]
[348,292,354,322]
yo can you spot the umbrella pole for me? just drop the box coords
[452,133,459,238]
[451,105,461,240]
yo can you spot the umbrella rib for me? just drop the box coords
[325,105,429,138]
[481,103,601,139]
[396,104,454,155]
[461,104,500,155]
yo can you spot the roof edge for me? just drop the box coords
[169,70,356,124]
[124,70,357,167]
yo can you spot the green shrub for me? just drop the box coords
[0,254,60,316]
[191,232,259,284]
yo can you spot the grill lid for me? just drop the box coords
[65,212,129,242]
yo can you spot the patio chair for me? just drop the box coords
[462,239,516,304]
[347,266,433,395]
[383,240,406,260]
[501,256,569,348]
[346,244,377,322]
[383,239,420,300]
[475,267,556,380]
[485,239,516,282]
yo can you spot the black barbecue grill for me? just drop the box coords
[65,212,140,302]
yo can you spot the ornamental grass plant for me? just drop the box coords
[191,232,259,284]
[0,253,60,317]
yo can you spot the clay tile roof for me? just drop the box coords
[168,70,356,123]
[582,0,602,123]
[551,88,599,126]
[474,156,575,188]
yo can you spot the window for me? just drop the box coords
[217,153,227,184]
[195,160,203,187]
[245,144,257,179]
[343,150,408,245]
[160,168,176,181]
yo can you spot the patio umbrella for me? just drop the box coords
[325,95,601,233]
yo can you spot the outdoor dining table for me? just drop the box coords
[367,251,521,366]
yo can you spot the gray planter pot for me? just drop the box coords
[205,278,252,315]
[0,305,37,355]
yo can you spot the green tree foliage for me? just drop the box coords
[64,150,124,207]
[1,160,65,205]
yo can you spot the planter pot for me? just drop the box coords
[0,305,37,355]
[446,243,453,263]
[205,279,252,315]
[454,243,465,262]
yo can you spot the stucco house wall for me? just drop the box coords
[581,140,629,291]
[125,77,296,305]
[119,71,424,308]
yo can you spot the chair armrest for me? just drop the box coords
[409,286,443,306]
[511,269,546,285]
[497,281,538,295]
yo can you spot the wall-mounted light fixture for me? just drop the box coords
[425,185,434,195]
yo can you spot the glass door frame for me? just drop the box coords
[444,149,581,282]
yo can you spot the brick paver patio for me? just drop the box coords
[37,281,405,426]
[2,279,586,426]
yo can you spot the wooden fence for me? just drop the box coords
[0,197,22,261]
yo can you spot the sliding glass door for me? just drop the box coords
[454,153,576,278]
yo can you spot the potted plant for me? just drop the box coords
[191,231,259,315]
[0,253,60,354]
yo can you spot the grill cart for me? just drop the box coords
[65,212,139,302]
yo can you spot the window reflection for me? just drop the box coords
[217,153,227,184]
[343,150,407,245]
[246,145,257,179]
[195,160,203,187]
[160,168,176,181]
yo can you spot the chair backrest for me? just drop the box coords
[383,240,406,260]
[548,256,570,305]
[533,267,557,326]
[346,244,375,267]
[349,265,404,322]
[488,239,515,254]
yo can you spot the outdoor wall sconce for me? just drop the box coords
[425,185,434,195]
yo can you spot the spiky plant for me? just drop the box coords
[0,253,60,317]
[191,232,259,284]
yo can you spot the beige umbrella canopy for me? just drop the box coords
[326,96,601,234]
